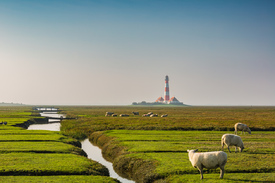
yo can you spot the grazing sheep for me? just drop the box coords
[132,111,139,115]
[150,114,158,117]
[105,112,114,117]
[161,114,168,117]
[234,123,251,135]
[221,134,244,153]
[142,114,150,117]
[111,114,117,117]
[3,121,7,125]
[120,114,129,117]
[187,149,227,179]
[147,112,153,115]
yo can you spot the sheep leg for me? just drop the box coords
[198,167,204,179]
[227,145,231,153]
[220,167,224,179]
[235,146,238,153]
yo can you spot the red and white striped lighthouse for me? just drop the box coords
[164,75,170,103]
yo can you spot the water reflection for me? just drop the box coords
[27,122,61,131]
[81,139,135,183]
[40,112,66,123]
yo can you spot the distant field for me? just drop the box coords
[61,106,275,139]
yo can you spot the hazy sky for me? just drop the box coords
[1,0,274,105]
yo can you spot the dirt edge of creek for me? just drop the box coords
[89,131,165,183]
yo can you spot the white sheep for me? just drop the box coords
[105,112,114,117]
[187,149,227,179]
[221,134,244,153]
[234,123,251,135]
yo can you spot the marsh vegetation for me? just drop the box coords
[1,106,274,182]
[0,106,118,182]
[60,106,275,182]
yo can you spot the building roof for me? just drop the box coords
[156,97,164,102]
[169,97,179,102]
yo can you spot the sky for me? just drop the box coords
[0,0,274,106]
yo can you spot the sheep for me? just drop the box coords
[187,149,227,179]
[161,114,168,117]
[142,114,150,117]
[120,114,129,117]
[111,114,117,117]
[0,121,7,125]
[234,123,251,135]
[132,111,139,115]
[221,134,244,153]
[150,114,158,117]
[105,112,114,117]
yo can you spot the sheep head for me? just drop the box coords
[240,146,244,152]
[187,149,198,153]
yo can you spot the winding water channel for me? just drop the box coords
[28,110,135,183]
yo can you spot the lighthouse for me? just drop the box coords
[133,75,185,105]
[164,75,170,103]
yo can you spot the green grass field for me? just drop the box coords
[0,175,119,183]
[100,130,275,182]
[0,106,118,182]
[0,141,84,153]
[60,106,275,182]
[165,173,275,183]
[2,105,274,182]
[0,152,107,176]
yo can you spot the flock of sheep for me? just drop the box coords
[105,111,252,180]
[105,111,168,117]
[188,122,251,179]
